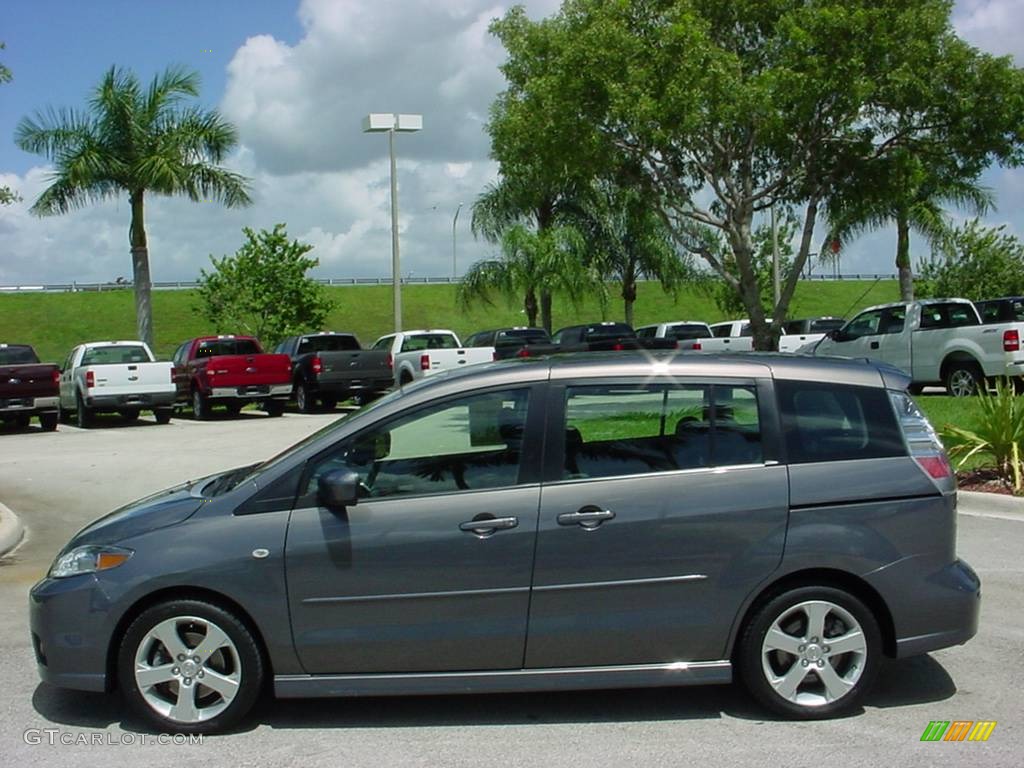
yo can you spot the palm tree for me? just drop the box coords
[569,182,694,326]
[458,224,596,328]
[825,150,993,301]
[470,175,583,332]
[15,66,252,345]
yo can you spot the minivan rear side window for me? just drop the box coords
[776,381,905,464]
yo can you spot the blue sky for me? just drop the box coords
[1,0,1022,286]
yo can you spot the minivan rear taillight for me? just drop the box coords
[1004,329,1020,352]
[420,354,430,371]
[890,390,952,481]
[85,370,95,388]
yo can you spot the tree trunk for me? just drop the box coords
[524,287,538,327]
[129,190,154,347]
[896,212,914,302]
[622,278,637,327]
[540,290,553,334]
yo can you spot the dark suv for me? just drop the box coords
[30,353,979,733]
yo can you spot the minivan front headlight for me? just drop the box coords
[49,545,133,579]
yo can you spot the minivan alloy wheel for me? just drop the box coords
[119,600,263,732]
[760,600,867,707]
[133,616,241,724]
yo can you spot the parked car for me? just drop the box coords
[58,341,175,428]
[975,296,1024,325]
[274,332,392,412]
[700,319,758,353]
[514,322,678,358]
[29,352,978,733]
[635,321,713,350]
[172,336,292,419]
[812,298,1024,396]
[0,343,59,431]
[777,317,846,353]
[372,330,494,386]
[465,327,551,360]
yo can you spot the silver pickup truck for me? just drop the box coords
[812,298,1024,396]
[59,341,176,427]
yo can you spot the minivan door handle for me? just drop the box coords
[557,507,616,529]
[459,515,519,537]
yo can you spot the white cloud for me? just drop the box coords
[2,0,1022,290]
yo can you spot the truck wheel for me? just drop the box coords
[192,388,211,421]
[117,599,264,734]
[738,585,881,720]
[75,392,93,429]
[39,412,58,432]
[263,400,285,418]
[154,408,173,425]
[945,363,984,398]
[295,381,315,414]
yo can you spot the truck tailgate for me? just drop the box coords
[84,362,175,396]
[204,354,292,387]
[418,348,493,372]
[0,364,59,400]
[318,350,392,383]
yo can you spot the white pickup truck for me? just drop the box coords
[59,341,176,427]
[701,320,757,353]
[777,317,846,353]
[812,299,1024,396]
[371,330,494,386]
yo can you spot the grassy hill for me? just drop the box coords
[0,279,899,363]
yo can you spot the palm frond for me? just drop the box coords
[14,107,95,159]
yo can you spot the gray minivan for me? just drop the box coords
[30,353,980,733]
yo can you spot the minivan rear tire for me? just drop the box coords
[737,586,882,719]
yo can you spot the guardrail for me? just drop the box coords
[0,273,898,293]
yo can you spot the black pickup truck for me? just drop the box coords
[465,327,552,360]
[513,322,679,357]
[274,332,393,412]
[0,343,60,431]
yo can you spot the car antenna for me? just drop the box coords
[839,276,884,320]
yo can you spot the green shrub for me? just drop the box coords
[941,381,1024,491]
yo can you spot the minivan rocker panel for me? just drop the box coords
[29,353,980,732]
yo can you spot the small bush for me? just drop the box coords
[941,381,1024,492]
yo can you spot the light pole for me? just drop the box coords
[452,202,463,279]
[363,112,423,332]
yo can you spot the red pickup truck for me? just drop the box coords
[0,343,60,431]
[171,335,293,420]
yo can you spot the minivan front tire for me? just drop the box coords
[117,600,264,734]
[737,586,882,719]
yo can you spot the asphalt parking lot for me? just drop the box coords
[0,410,1021,768]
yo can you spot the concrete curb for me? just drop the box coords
[0,501,25,557]
[958,490,1024,522]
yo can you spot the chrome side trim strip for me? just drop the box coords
[303,586,529,605]
[533,574,707,593]
[275,660,733,698]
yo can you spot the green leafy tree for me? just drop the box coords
[569,181,696,326]
[0,42,19,206]
[458,223,596,328]
[15,65,252,345]
[825,149,995,301]
[490,1,1024,350]
[713,216,797,318]
[917,219,1024,301]
[197,225,333,347]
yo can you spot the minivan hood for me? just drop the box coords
[65,479,212,549]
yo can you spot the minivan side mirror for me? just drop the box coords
[318,469,361,511]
